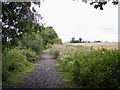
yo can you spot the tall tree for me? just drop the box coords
[40,26,62,45]
[71,37,75,43]
[79,38,82,42]
[2,2,42,49]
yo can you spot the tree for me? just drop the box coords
[71,37,75,43]
[19,31,44,54]
[74,0,118,10]
[2,2,32,49]
[79,38,82,42]
[2,2,42,49]
[53,37,62,44]
[40,26,62,46]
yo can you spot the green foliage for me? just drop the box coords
[2,2,34,49]
[41,26,62,46]
[45,43,52,50]
[2,49,33,86]
[2,2,43,50]
[57,48,120,88]
[2,24,62,86]
[19,32,44,54]
[22,49,39,63]
[2,2,62,87]
[53,37,62,44]
[75,0,118,10]
[50,49,60,59]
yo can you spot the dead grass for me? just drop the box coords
[64,42,119,49]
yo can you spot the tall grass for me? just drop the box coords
[2,49,36,87]
[51,45,120,88]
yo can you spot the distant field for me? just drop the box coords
[64,42,119,49]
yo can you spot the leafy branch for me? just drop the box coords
[74,0,118,10]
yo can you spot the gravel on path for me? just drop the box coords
[13,51,64,88]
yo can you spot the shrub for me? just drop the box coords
[58,48,120,88]
[2,49,33,85]
[19,32,44,54]
[22,49,38,63]
[45,43,52,50]
[50,49,60,59]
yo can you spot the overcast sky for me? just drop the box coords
[34,0,118,43]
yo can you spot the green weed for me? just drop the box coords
[2,49,34,87]
[55,46,120,88]
[50,49,60,59]
[22,49,39,63]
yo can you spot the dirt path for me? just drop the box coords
[14,51,64,88]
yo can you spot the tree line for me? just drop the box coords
[70,37,102,43]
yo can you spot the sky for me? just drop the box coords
[33,0,118,43]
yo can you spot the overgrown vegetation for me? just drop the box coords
[2,1,119,88]
[2,25,62,87]
[22,49,39,63]
[2,2,62,87]
[50,49,60,59]
[2,49,34,86]
[50,45,120,88]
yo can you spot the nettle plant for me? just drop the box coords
[74,0,118,10]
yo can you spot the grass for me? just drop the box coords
[65,42,118,49]
[2,48,38,88]
[50,44,89,87]
[52,44,88,55]
[50,44,120,88]
[3,64,35,88]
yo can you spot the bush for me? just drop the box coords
[58,48,120,88]
[50,49,60,59]
[19,32,44,54]
[2,49,33,85]
[22,49,38,63]
[45,43,52,50]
